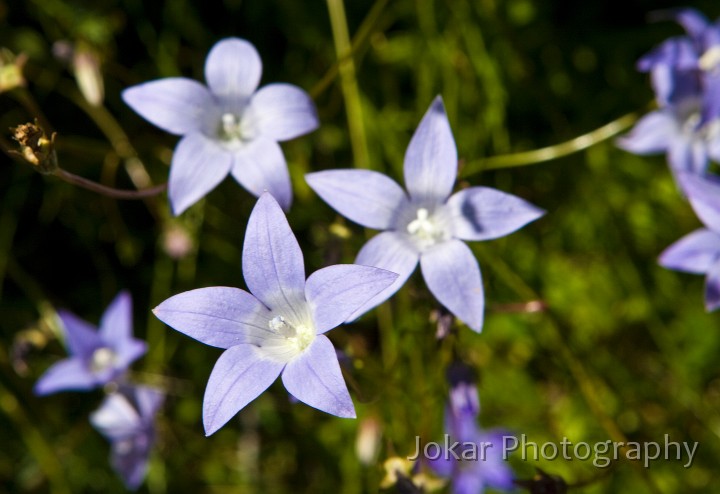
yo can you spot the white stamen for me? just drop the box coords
[267,316,315,355]
[700,46,720,72]
[90,347,117,374]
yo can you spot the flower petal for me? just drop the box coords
[99,291,132,344]
[705,260,720,311]
[305,265,399,333]
[203,344,284,436]
[668,137,708,175]
[205,38,262,102]
[679,173,720,231]
[230,138,292,211]
[57,310,100,358]
[113,339,148,372]
[616,111,676,155]
[447,187,544,241]
[243,193,305,311]
[247,83,319,141]
[404,96,458,202]
[420,240,484,332]
[349,232,419,320]
[659,228,720,273]
[306,170,409,229]
[90,393,141,439]
[122,78,215,135]
[34,358,97,395]
[153,287,272,348]
[668,8,710,39]
[168,133,233,216]
[281,335,355,418]
[134,385,165,421]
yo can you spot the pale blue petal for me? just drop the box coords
[247,83,318,141]
[404,96,458,202]
[447,187,545,241]
[122,78,215,135]
[705,260,720,311]
[281,335,355,418]
[153,287,272,348]
[668,137,708,175]
[669,8,710,38]
[454,471,484,494]
[421,240,484,332]
[476,430,516,489]
[57,310,100,359]
[34,358,97,395]
[113,339,148,372]
[168,133,233,216]
[204,38,262,102]
[134,386,165,421]
[306,170,409,229]
[230,138,292,211]
[679,173,720,231]
[659,228,720,273]
[203,344,284,436]
[90,393,141,439]
[305,265,399,333]
[616,111,676,155]
[348,232,419,320]
[242,193,305,310]
[99,291,132,344]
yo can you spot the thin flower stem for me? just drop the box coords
[326,0,371,170]
[54,168,167,199]
[459,110,642,177]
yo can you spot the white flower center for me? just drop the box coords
[406,208,448,249]
[90,347,117,374]
[699,46,720,72]
[267,315,315,355]
[218,112,255,144]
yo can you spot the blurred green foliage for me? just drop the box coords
[1,0,720,492]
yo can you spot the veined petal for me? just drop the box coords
[230,138,292,211]
[705,260,720,311]
[205,38,262,101]
[305,265,399,333]
[57,310,100,358]
[246,83,318,141]
[34,358,97,395]
[404,96,458,202]
[168,133,233,216]
[99,291,132,344]
[281,335,355,418]
[243,193,305,311]
[616,111,676,155]
[659,228,720,273]
[90,393,141,439]
[153,287,272,349]
[447,187,544,241]
[421,240,484,332]
[678,173,720,231]
[203,344,284,435]
[122,78,215,135]
[306,170,409,229]
[349,232,419,320]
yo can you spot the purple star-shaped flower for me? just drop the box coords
[123,37,319,215]
[659,173,720,311]
[34,292,147,395]
[305,96,544,332]
[153,193,398,435]
[90,385,164,490]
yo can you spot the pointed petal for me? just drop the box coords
[205,38,262,101]
[34,358,97,395]
[134,385,165,420]
[678,173,720,231]
[667,8,710,38]
[242,193,305,310]
[100,291,132,343]
[90,393,141,439]
[231,138,292,210]
[113,339,148,372]
[246,83,318,141]
[153,287,272,348]
[57,310,100,358]
[305,265,399,333]
[281,335,355,418]
[668,137,708,175]
[616,111,676,155]
[168,134,233,215]
[122,78,215,135]
[306,170,409,229]
[659,228,720,273]
[447,187,544,241]
[203,344,284,435]
[349,232,419,320]
[404,96,458,202]
[705,261,720,311]
[421,240,484,332]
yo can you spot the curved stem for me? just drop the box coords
[54,168,167,199]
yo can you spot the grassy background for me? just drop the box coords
[1,0,720,492]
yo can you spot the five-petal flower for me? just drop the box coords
[34,292,147,395]
[306,96,544,332]
[123,37,319,215]
[153,193,398,435]
[659,173,720,311]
